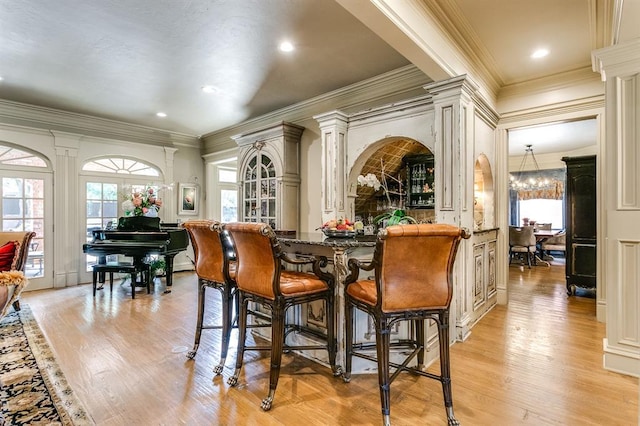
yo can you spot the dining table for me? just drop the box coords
[533,229,560,266]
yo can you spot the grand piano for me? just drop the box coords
[83,217,189,292]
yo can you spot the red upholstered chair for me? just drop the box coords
[0,231,36,312]
[223,222,339,411]
[344,223,470,426]
[182,220,237,375]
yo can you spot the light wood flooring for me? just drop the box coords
[21,258,638,425]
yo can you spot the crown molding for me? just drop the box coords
[421,0,503,93]
[201,65,431,145]
[0,99,200,149]
[498,95,604,125]
[498,66,602,100]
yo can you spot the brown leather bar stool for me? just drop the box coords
[344,223,470,426]
[223,222,339,411]
[182,220,237,375]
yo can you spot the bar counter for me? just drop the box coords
[273,231,414,373]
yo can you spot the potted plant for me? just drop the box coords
[148,258,166,277]
[373,209,417,227]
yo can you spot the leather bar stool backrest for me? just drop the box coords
[226,222,279,300]
[376,224,465,312]
[182,220,237,373]
[183,220,228,283]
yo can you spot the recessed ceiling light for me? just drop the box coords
[156,112,167,118]
[201,85,218,94]
[279,41,294,52]
[531,48,549,59]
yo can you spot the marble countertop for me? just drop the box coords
[277,232,377,248]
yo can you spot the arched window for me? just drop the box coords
[0,145,47,167]
[82,157,159,176]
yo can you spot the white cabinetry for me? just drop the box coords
[233,122,304,231]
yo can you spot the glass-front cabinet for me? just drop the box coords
[234,122,304,231]
[243,153,277,228]
[404,154,435,209]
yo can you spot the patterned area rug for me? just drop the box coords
[0,305,93,425]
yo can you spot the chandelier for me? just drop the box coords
[509,144,555,190]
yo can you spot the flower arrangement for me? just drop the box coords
[122,186,163,217]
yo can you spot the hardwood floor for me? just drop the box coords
[21,259,638,425]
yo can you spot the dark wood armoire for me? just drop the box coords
[562,155,596,295]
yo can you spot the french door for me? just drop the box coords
[0,170,53,291]
[79,177,160,283]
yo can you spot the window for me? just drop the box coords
[83,158,159,176]
[0,146,47,167]
[221,189,237,222]
[218,168,237,183]
[518,199,564,229]
[82,158,163,272]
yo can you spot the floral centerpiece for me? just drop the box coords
[357,160,416,227]
[122,187,163,217]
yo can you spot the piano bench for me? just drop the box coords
[92,262,151,299]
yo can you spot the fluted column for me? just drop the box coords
[314,110,349,224]
[52,131,81,288]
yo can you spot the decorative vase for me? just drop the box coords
[144,208,158,218]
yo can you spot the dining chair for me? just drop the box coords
[223,222,339,411]
[343,223,470,426]
[182,220,237,374]
[509,226,537,268]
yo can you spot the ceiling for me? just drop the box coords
[1,0,639,144]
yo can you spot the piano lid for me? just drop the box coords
[117,216,160,231]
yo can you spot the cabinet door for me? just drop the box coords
[243,153,277,229]
[405,154,435,208]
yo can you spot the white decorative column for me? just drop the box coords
[163,147,178,221]
[592,38,640,378]
[314,111,349,224]
[52,131,81,288]
[424,75,478,342]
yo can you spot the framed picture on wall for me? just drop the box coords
[178,183,198,215]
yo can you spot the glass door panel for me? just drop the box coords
[85,182,119,271]
[2,177,46,278]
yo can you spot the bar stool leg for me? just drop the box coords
[343,299,354,383]
[187,280,207,360]
[216,284,234,375]
[228,293,248,387]
[375,316,392,426]
[262,303,286,411]
[415,319,425,370]
[438,311,459,426]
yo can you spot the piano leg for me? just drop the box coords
[164,254,177,294]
